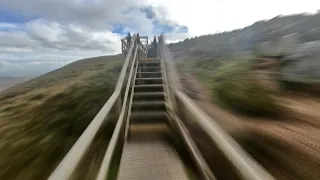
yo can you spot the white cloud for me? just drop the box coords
[0,0,156,74]
[0,19,123,76]
[0,20,122,60]
[149,0,320,36]
[0,0,149,30]
[25,19,65,42]
[1,0,320,77]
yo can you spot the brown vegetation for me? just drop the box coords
[0,55,122,179]
[178,58,320,180]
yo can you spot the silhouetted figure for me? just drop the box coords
[152,36,157,47]
[126,32,132,46]
[137,33,141,44]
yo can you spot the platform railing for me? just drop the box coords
[95,39,139,180]
[48,33,276,180]
[48,34,139,180]
[159,34,275,180]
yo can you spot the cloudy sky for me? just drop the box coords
[0,0,319,77]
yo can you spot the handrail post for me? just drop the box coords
[160,33,275,180]
[159,34,179,114]
[115,97,122,116]
[96,41,140,180]
[48,34,138,180]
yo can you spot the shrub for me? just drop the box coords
[0,57,122,179]
[212,60,281,116]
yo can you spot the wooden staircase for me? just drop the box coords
[117,54,189,180]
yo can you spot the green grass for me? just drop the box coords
[0,55,123,179]
[179,57,282,117]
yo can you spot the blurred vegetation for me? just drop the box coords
[0,55,123,179]
[170,12,320,61]
[179,57,282,116]
[212,60,281,116]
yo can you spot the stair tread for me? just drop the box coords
[131,111,167,116]
[139,59,159,61]
[136,71,162,74]
[130,111,168,123]
[140,58,159,61]
[129,123,168,133]
[139,61,160,64]
[132,101,165,105]
[134,92,165,96]
[136,77,163,80]
[132,101,166,111]
[138,66,161,69]
[133,92,165,101]
[135,84,163,87]
[137,72,162,74]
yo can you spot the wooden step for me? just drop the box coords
[137,66,161,72]
[134,84,164,92]
[130,111,168,124]
[135,78,163,85]
[139,60,160,66]
[136,72,162,78]
[129,123,169,135]
[132,101,166,111]
[133,92,165,101]
[140,58,159,61]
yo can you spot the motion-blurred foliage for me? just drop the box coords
[212,60,281,116]
[0,55,122,179]
[179,58,282,116]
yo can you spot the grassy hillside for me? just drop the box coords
[169,12,320,60]
[0,77,31,92]
[178,57,320,180]
[0,55,123,179]
[178,57,282,116]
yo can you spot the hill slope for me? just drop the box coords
[0,54,123,179]
[0,77,31,92]
[169,12,320,60]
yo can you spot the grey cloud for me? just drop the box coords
[0,31,41,49]
[0,0,185,77]
[25,19,65,42]
[0,20,121,60]
[0,0,148,30]
[150,5,179,26]
[0,0,151,64]
[121,10,154,35]
[0,0,182,39]
[23,20,113,51]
